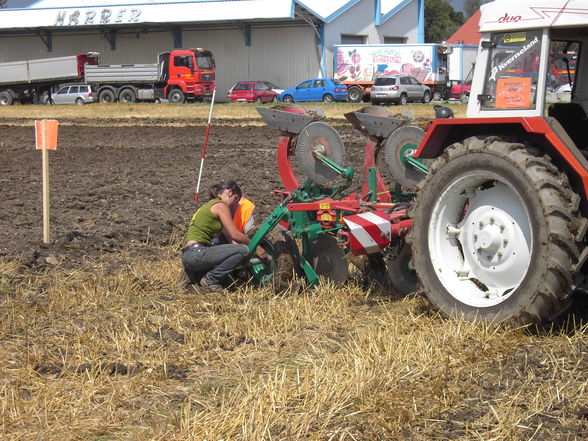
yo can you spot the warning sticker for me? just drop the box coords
[496,77,532,109]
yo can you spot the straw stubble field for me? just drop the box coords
[0,103,587,440]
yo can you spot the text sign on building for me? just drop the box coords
[55,8,142,26]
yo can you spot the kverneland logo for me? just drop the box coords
[498,13,522,23]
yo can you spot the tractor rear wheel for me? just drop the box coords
[410,136,582,324]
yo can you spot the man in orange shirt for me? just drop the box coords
[233,196,255,236]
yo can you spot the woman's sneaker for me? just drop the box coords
[199,277,228,293]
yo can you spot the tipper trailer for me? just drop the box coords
[85,48,215,103]
[0,52,98,105]
[0,48,215,105]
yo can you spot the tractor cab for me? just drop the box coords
[467,0,588,140]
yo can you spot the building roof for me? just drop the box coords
[446,9,480,45]
[0,0,417,30]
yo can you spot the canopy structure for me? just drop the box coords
[0,0,416,30]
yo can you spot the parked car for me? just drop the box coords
[450,79,472,103]
[370,75,431,105]
[279,79,347,103]
[47,84,94,105]
[227,81,279,103]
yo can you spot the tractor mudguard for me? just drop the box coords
[415,116,588,214]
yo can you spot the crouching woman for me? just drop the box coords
[181,180,262,292]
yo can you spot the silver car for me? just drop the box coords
[370,75,431,105]
[47,84,94,105]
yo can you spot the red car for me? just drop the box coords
[227,81,279,103]
[450,80,472,103]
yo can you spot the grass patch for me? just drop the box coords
[0,101,467,123]
[0,248,587,440]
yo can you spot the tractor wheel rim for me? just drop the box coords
[428,171,532,307]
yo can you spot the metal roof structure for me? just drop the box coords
[0,0,416,30]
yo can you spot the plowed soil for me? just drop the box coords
[0,117,368,267]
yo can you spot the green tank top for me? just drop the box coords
[184,199,223,245]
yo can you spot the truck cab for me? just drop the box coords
[160,48,215,102]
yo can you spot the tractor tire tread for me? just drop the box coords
[408,135,583,325]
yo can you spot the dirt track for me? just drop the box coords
[0,117,368,267]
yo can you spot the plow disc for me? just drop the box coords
[386,244,418,295]
[384,125,428,188]
[296,122,345,185]
[255,227,303,293]
[308,234,348,285]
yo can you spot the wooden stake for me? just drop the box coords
[41,121,51,244]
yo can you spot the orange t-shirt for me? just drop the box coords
[233,197,255,233]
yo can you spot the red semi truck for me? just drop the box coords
[0,48,215,105]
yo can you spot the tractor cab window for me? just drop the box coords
[482,30,542,110]
[547,40,579,101]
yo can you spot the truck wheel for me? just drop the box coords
[460,92,470,104]
[168,89,185,104]
[119,88,136,103]
[422,90,432,104]
[0,91,13,106]
[347,86,363,103]
[432,90,443,101]
[409,136,582,324]
[99,89,115,103]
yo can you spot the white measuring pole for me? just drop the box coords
[194,88,216,201]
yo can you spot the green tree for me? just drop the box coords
[464,0,481,18]
[425,0,465,43]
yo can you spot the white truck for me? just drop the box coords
[0,52,99,105]
[333,43,477,102]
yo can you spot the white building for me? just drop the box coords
[0,0,424,96]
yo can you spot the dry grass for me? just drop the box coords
[1,247,587,440]
[0,101,467,125]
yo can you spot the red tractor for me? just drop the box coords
[246,0,588,325]
[409,0,587,324]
